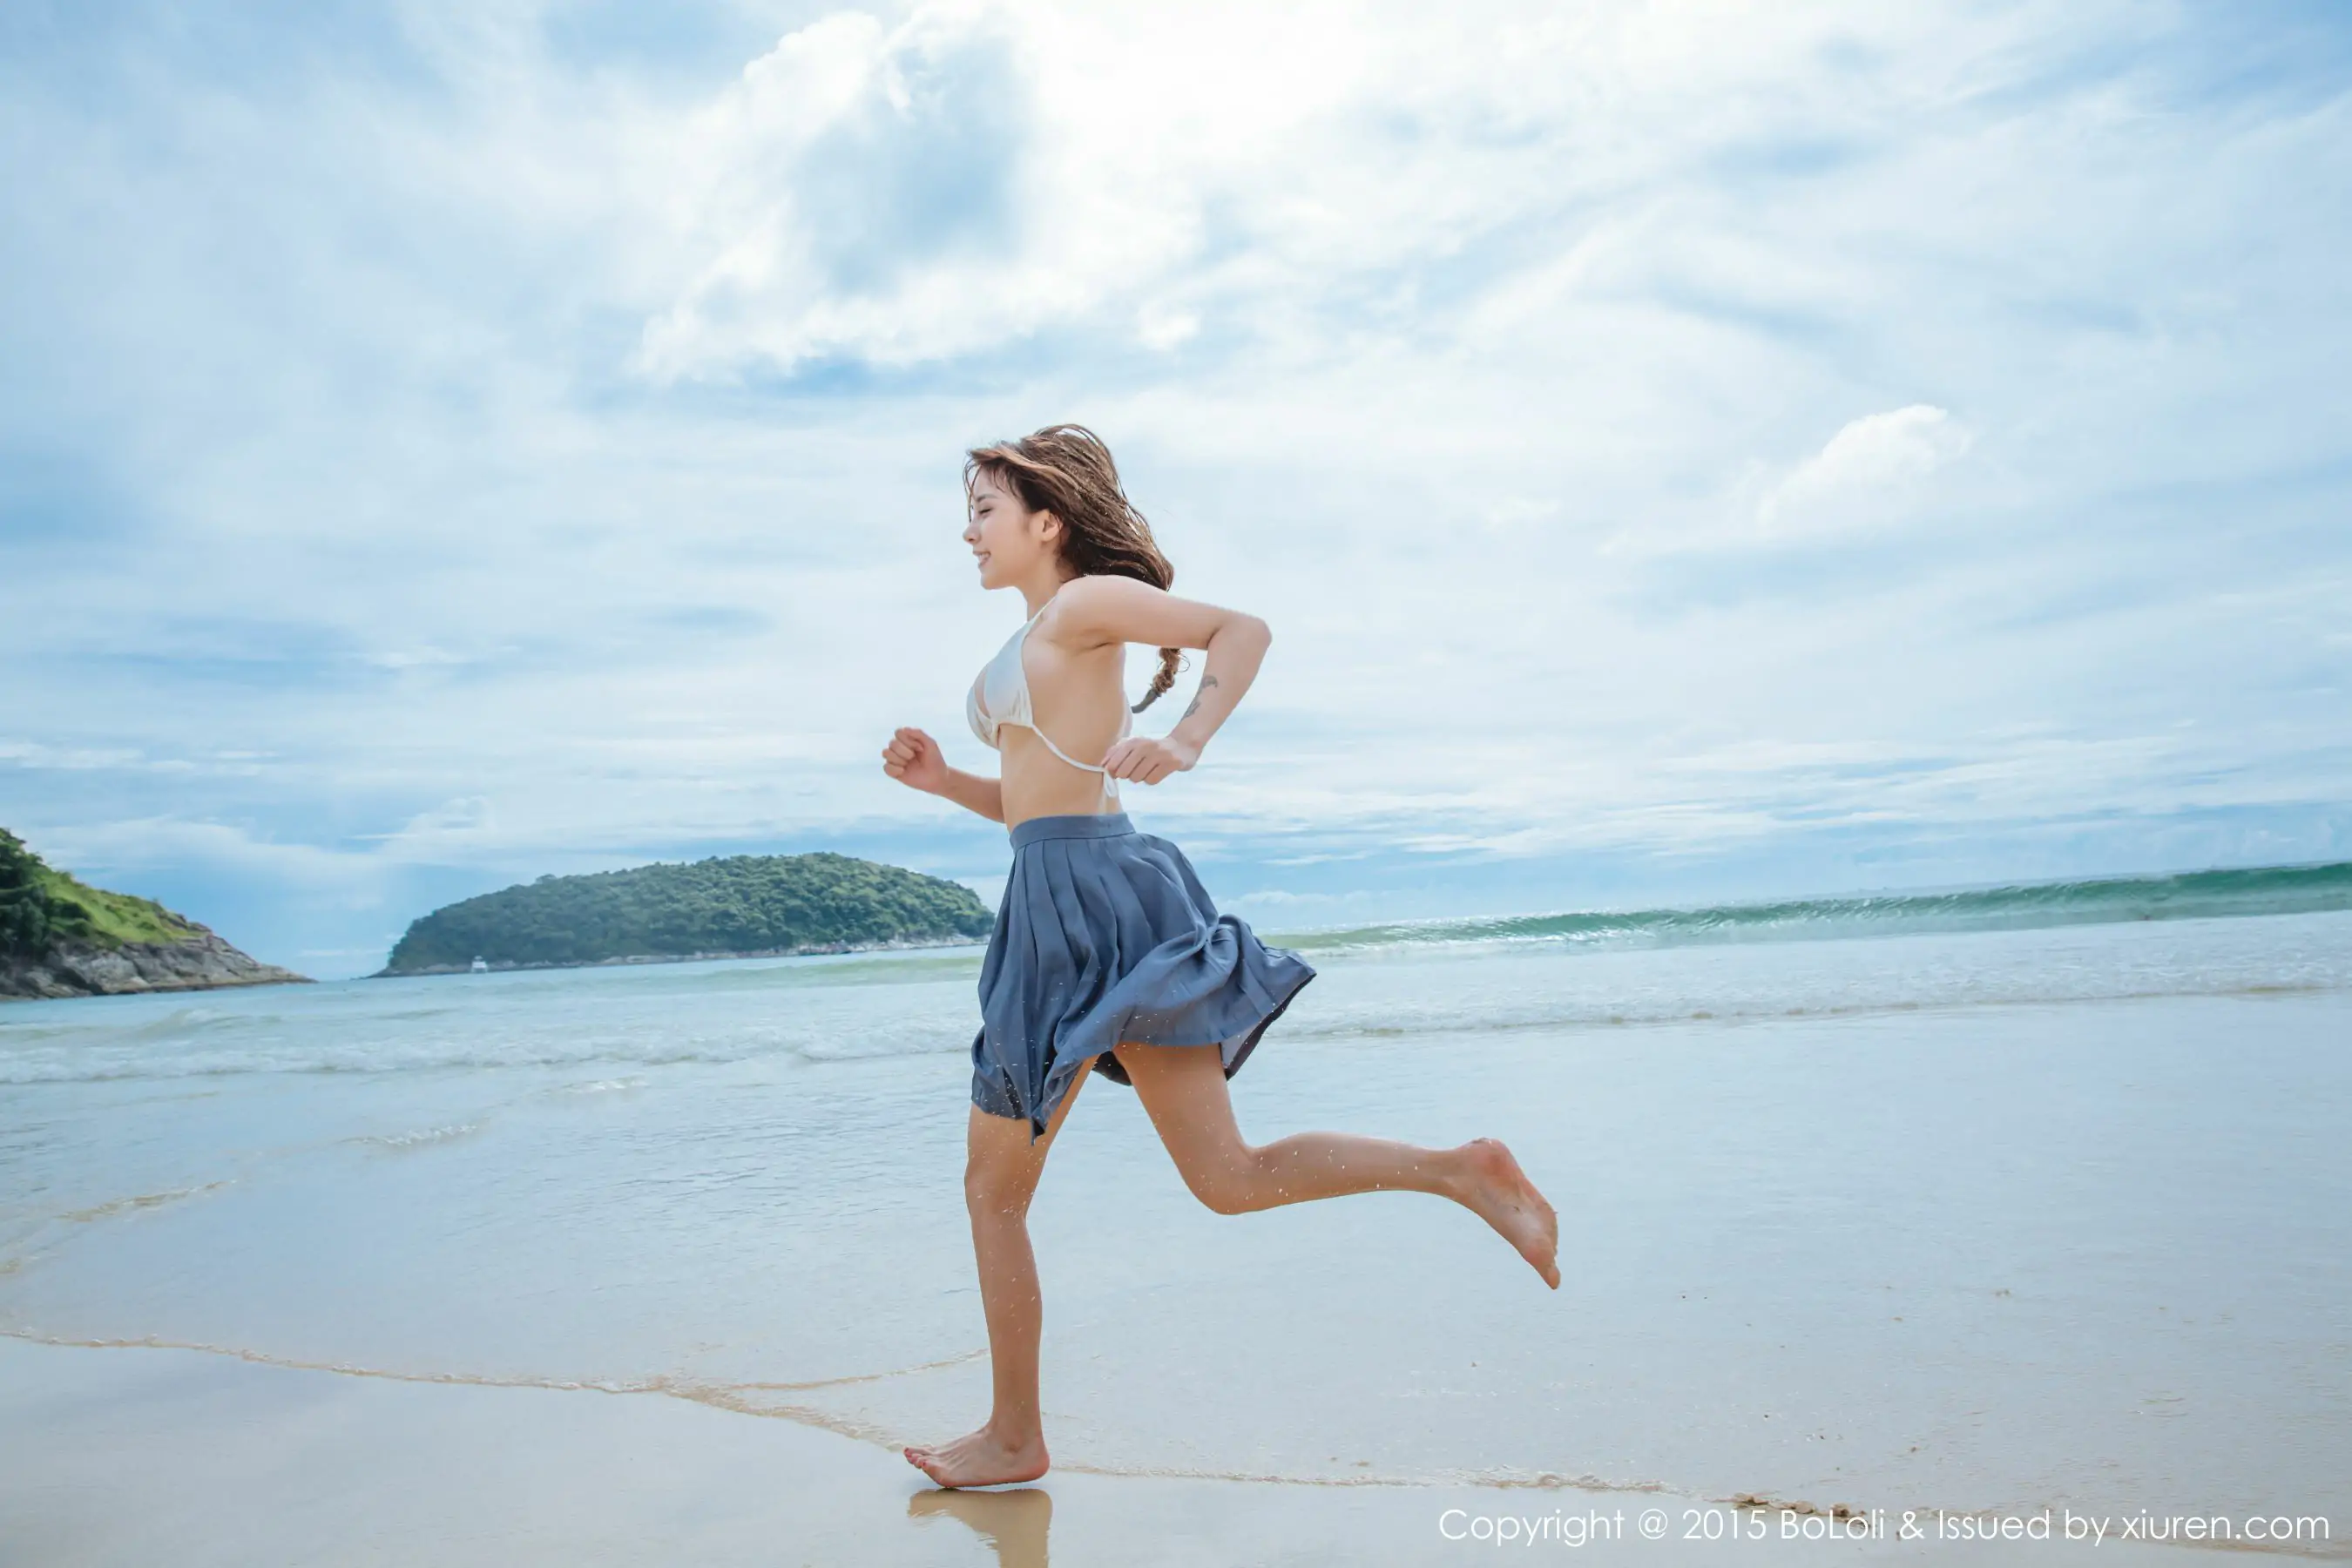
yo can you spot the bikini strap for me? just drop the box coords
[1030,727,1116,779]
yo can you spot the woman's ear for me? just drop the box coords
[1032,509,1064,547]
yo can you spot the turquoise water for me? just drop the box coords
[1286,860,2352,953]
[3,901,2349,1534]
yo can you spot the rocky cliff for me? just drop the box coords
[1,926,308,1001]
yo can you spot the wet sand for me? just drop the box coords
[0,1336,2253,1566]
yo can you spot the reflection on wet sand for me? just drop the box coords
[909,1486,1051,1568]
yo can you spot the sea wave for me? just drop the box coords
[57,1181,236,1223]
[352,1121,486,1152]
[1272,862,2352,954]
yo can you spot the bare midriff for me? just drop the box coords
[997,730,1120,828]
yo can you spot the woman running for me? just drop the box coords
[881,424,1560,1490]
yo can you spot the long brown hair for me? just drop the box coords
[965,424,1183,713]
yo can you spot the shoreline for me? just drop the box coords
[370,932,989,980]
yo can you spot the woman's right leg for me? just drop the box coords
[904,1059,1091,1488]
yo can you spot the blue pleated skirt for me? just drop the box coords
[970,811,1317,1140]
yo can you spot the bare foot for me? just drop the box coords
[903,1423,1051,1489]
[1456,1137,1561,1288]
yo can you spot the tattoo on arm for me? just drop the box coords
[1181,674,1220,722]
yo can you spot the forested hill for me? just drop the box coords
[379,852,996,975]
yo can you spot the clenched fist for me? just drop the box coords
[881,727,950,794]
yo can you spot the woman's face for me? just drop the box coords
[963,469,1060,591]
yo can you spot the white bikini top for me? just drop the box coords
[967,599,1132,794]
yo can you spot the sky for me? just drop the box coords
[3,0,2349,977]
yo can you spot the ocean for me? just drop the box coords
[3,867,2349,1564]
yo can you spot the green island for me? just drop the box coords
[378,852,996,976]
[2,828,308,1000]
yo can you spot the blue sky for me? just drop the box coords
[3,1,2349,977]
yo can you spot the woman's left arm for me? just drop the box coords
[1051,575,1272,787]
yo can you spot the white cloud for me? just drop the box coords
[635,2,1227,375]
[626,2,2042,379]
[34,819,382,894]
[1756,404,1974,538]
[370,796,498,858]
[1135,303,1200,351]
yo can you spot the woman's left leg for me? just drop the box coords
[1112,1039,1561,1288]
[904,1059,1092,1488]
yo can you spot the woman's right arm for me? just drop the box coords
[882,727,1004,823]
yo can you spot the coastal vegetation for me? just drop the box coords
[1,829,200,956]
[380,851,995,974]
